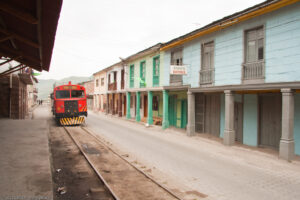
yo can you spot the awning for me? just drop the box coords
[0,0,63,72]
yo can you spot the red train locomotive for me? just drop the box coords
[51,82,87,125]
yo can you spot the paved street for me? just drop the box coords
[87,111,300,200]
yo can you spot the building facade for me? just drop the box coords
[125,44,164,126]
[91,0,300,160]
[106,62,126,116]
[159,0,300,160]
[80,80,94,110]
[93,70,107,112]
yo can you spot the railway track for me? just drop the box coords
[63,125,183,200]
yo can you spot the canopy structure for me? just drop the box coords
[0,0,63,74]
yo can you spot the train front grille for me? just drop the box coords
[64,100,78,116]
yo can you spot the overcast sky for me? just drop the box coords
[38,0,264,80]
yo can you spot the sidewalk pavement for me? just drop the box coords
[0,106,53,200]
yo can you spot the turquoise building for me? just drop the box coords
[160,0,300,160]
[124,44,164,126]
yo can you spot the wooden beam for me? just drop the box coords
[0,16,17,49]
[0,45,40,64]
[0,63,23,76]
[0,35,11,43]
[0,2,38,24]
[0,27,39,48]
[0,57,13,66]
[36,0,43,66]
[1,65,28,76]
[0,56,21,66]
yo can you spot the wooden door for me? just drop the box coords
[195,93,205,132]
[124,95,126,115]
[181,99,187,129]
[204,94,220,137]
[234,102,243,143]
[144,95,148,117]
[259,94,282,149]
[134,95,136,116]
[168,96,177,126]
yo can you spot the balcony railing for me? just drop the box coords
[199,68,214,85]
[108,82,117,91]
[242,61,265,81]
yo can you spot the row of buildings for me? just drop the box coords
[91,0,300,161]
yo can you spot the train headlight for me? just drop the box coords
[79,104,82,107]
[57,107,61,111]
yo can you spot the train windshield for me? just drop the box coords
[71,90,85,98]
[56,90,70,99]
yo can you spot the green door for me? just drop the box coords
[168,96,176,126]
[181,99,187,128]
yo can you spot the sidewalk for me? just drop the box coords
[87,111,300,200]
[0,106,53,200]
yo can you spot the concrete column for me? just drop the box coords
[162,90,169,129]
[223,90,235,145]
[105,94,109,114]
[118,93,122,117]
[187,91,195,136]
[126,92,131,119]
[136,91,141,122]
[147,91,153,125]
[280,88,295,161]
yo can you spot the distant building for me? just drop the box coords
[93,69,107,112]
[80,80,94,110]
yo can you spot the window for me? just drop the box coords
[101,78,104,86]
[96,79,99,87]
[170,48,183,85]
[55,90,70,99]
[245,27,264,62]
[202,41,214,70]
[171,49,183,65]
[153,56,160,86]
[130,64,134,88]
[71,90,85,98]
[113,71,117,83]
[121,69,125,89]
[243,26,265,81]
[200,41,214,84]
[140,61,146,87]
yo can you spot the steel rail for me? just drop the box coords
[81,126,184,200]
[63,126,120,200]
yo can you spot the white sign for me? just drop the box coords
[170,65,187,75]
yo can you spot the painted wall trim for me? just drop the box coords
[160,0,300,51]
[190,82,300,93]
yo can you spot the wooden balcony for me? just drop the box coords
[108,82,117,91]
[199,68,214,85]
[242,61,265,83]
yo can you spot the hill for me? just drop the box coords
[37,76,92,100]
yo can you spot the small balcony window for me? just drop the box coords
[243,26,265,83]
